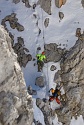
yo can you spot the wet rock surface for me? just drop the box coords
[44,43,65,62]
[36,98,55,125]
[55,31,84,125]
[0,26,33,125]
[37,0,51,15]
[35,76,45,87]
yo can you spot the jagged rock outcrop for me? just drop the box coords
[37,0,51,15]
[44,43,65,62]
[1,13,32,67]
[13,37,32,67]
[55,0,67,8]
[55,32,84,125]
[1,13,24,32]
[0,25,33,125]
[36,98,55,125]
[27,85,37,95]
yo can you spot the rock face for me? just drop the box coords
[13,37,32,67]
[44,43,64,62]
[55,0,67,8]
[27,85,37,95]
[0,25,33,125]
[55,32,84,125]
[36,98,55,125]
[1,13,32,67]
[37,0,51,15]
[1,13,24,32]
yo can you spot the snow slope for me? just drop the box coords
[0,0,84,125]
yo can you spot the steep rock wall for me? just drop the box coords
[55,33,84,125]
[0,25,33,125]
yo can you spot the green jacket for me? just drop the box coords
[36,54,46,61]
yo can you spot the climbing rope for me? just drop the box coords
[33,2,50,97]
[41,6,50,98]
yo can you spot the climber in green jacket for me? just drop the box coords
[36,51,46,72]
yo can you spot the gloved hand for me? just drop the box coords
[48,90,50,93]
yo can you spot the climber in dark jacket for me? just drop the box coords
[49,87,61,104]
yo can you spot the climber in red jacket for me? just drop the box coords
[49,87,61,104]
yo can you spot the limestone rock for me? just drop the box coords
[59,12,64,20]
[13,37,32,67]
[9,32,14,47]
[35,76,45,87]
[37,47,41,50]
[17,37,24,46]
[81,0,84,8]
[1,13,24,32]
[27,85,37,95]
[13,0,20,4]
[22,0,31,8]
[50,65,57,71]
[36,98,55,125]
[55,0,67,8]
[37,0,51,15]
[44,18,49,28]
[0,25,33,125]
[55,31,84,125]
[16,22,24,31]
[54,70,62,83]
[44,43,64,62]
[76,28,81,37]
